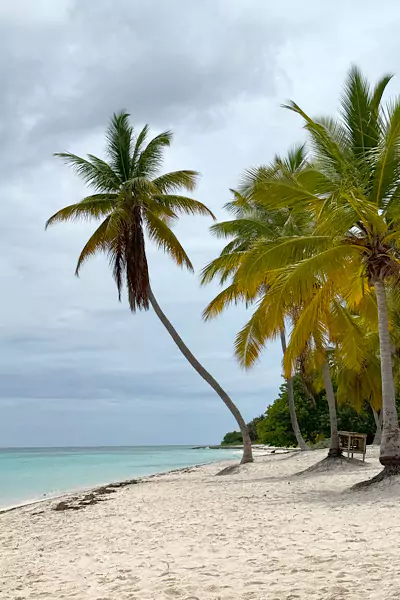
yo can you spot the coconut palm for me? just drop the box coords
[240,66,400,477]
[46,111,253,464]
[201,149,310,450]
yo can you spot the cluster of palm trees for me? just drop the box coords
[47,66,400,481]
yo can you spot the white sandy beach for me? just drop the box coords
[1,447,400,600]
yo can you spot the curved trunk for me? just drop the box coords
[322,361,341,457]
[373,278,400,466]
[372,406,382,446]
[279,329,308,450]
[148,287,253,464]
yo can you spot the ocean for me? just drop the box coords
[0,445,239,509]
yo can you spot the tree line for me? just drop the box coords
[47,66,400,484]
[222,375,396,448]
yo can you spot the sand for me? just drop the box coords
[2,447,400,600]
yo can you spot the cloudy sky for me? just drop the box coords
[1,0,400,447]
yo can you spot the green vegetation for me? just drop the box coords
[222,377,379,448]
[222,416,264,445]
[221,431,243,446]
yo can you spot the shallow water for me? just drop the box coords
[0,445,239,507]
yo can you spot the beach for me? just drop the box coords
[1,447,400,600]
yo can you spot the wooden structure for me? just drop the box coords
[338,431,367,461]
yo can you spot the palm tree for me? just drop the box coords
[241,67,400,477]
[201,151,309,450]
[46,111,253,464]
[279,326,309,450]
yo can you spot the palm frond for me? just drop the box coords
[284,143,308,173]
[283,101,349,177]
[371,99,400,207]
[356,292,379,329]
[223,189,254,216]
[152,195,215,219]
[110,231,126,302]
[247,169,327,213]
[219,238,250,255]
[209,217,278,241]
[236,236,331,291]
[201,252,244,286]
[328,302,368,371]
[336,368,364,410]
[54,153,121,192]
[136,130,173,178]
[339,65,372,156]
[263,245,363,320]
[203,283,247,321]
[313,190,381,236]
[75,215,113,275]
[152,170,199,193]
[45,195,117,228]
[234,294,281,369]
[282,285,331,376]
[369,74,393,144]
[314,117,350,154]
[131,125,150,172]
[127,176,159,197]
[105,111,133,182]
[145,209,193,271]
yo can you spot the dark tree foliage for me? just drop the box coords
[246,416,266,441]
[222,415,265,445]
[257,377,378,447]
[221,376,400,447]
[222,431,243,445]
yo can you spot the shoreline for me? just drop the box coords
[0,446,289,514]
[0,456,238,515]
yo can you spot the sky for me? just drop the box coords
[2,0,400,446]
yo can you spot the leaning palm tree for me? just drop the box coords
[46,111,253,464]
[241,66,400,479]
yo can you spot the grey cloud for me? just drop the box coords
[2,0,400,446]
[0,0,284,177]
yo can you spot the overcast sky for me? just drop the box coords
[1,0,400,447]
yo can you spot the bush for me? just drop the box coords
[221,415,265,445]
[222,431,243,445]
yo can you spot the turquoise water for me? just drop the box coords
[0,446,239,508]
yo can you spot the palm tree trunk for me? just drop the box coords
[279,329,308,450]
[322,361,341,457]
[372,406,382,446]
[373,277,400,467]
[148,287,253,464]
